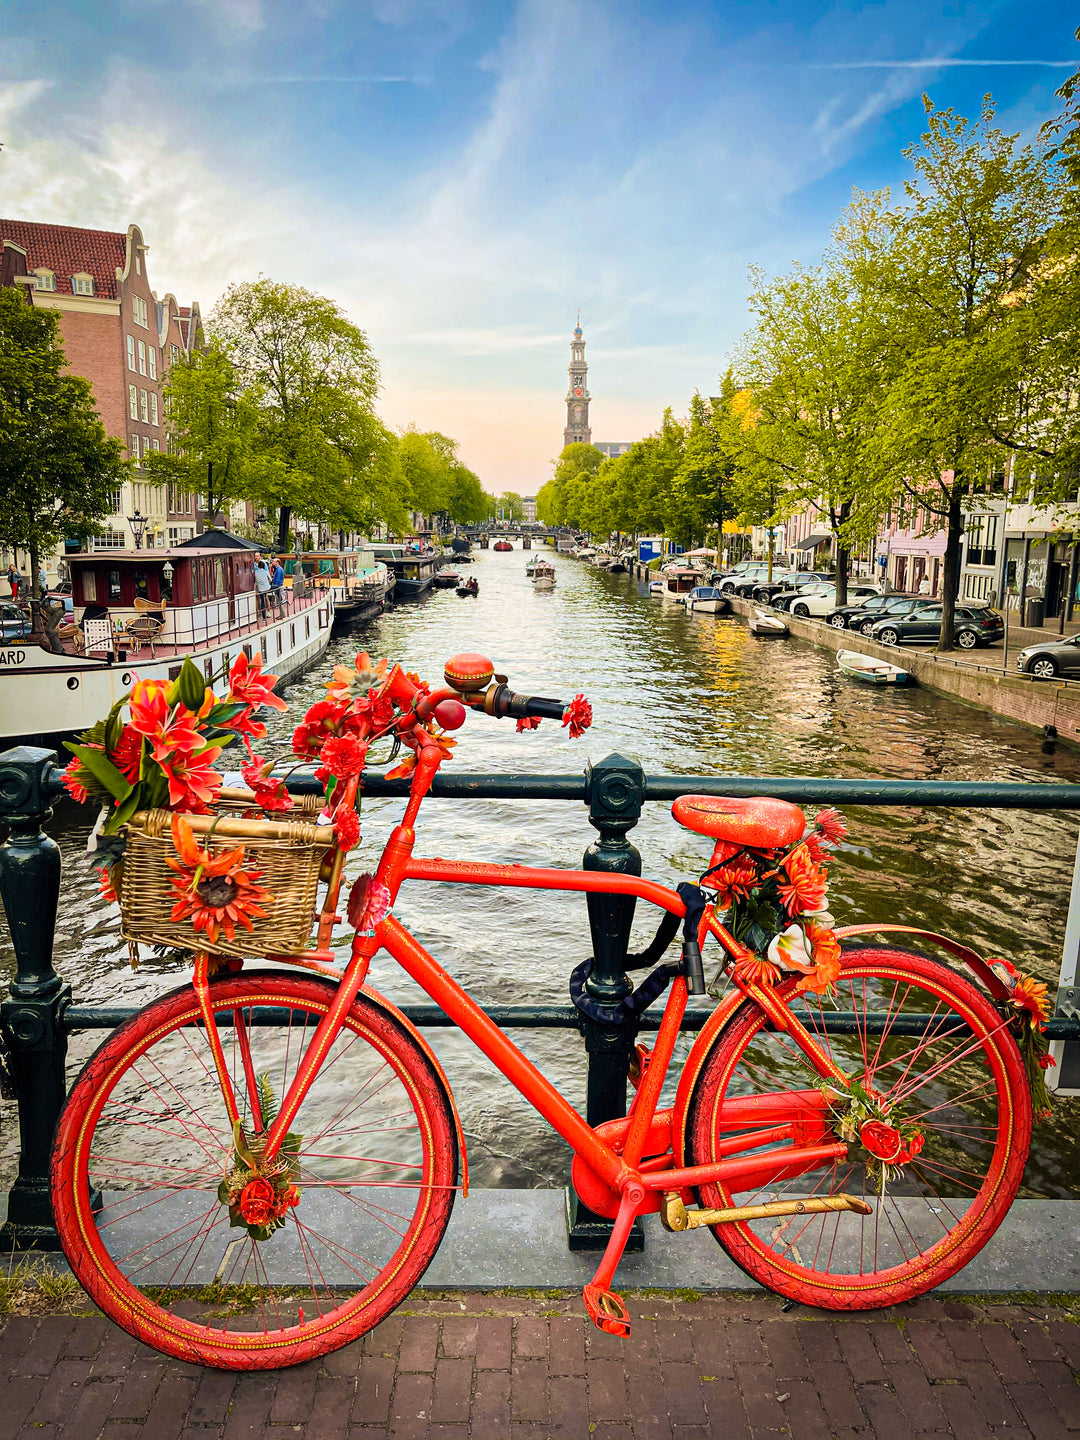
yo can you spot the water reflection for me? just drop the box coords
[2,548,1077,1196]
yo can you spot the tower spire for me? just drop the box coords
[564,317,590,447]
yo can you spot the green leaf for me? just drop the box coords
[67,743,132,803]
[177,657,209,712]
[104,696,127,757]
[256,1072,278,1130]
[205,702,247,726]
[103,788,144,835]
[217,1179,232,1205]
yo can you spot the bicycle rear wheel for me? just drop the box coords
[51,973,457,1368]
[685,947,1030,1310]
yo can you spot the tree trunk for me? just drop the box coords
[27,540,43,635]
[936,481,964,654]
[277,505,292,553]
[835,545,849,608]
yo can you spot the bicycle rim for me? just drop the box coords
[52,973,457,1368]
[685,947,1030,1310]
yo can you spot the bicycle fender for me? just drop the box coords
[360,982,470,1198]
[833,926,1013,1004]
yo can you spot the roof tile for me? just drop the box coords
[0,219,128,299]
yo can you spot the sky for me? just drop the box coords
[0,1,1076,493]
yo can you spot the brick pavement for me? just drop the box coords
[1,1290,1077,1439]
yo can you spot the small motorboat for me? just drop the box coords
[532,563,556,590]
[433,570,460,589]
[649,579,664,595]
[661,567,700,600]
[749,608,788,636]
[525,557,543,576]
[493,541,513,552]
[685,586,729,614]
[456,579,480,598]
[836,649,911,685]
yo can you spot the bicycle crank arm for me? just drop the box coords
[660,1192,873,1232]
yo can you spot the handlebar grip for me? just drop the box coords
[484,684,566,722]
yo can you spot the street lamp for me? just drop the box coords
[126,509,148,549]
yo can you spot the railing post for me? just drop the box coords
[566,752,646,1251]
[0,746,69,1250]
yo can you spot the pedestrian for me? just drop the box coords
[6,563,18,601]
[270,557,286,613]
[253,557,271,618]
[38,564,48,598]
[918,575,932,596]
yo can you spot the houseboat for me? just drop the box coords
[388,552,440,597]
[282,549,393,624]
[0,531,336,747]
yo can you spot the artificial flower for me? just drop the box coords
[814,809,848,844]
[111,725,144,784]
[1010,974,1050,1031]
[241,755,293,813]
[228,652,287,715]
[777,844,828,917]
[98,865,119,904]
[516,716,541,733]
[161,746,225,812]
[384,747,418,782]
[238,1176,276,1227]
[562,693,593,740]
[325,651,389,703]
[333,807,361,852]
[732,954,781,987]
[368,691,395,733]
[60,754,92,804]
[1038,1052,1057,1070]
[128,679,170,739]
[292,700,350,758]
[167,815,272,945]
[146,705,204,764]
[320,734,367,780]
[802,832,829,865]
[767,923,814,973]
[346,873,392,932]
[796,921,843,995]
[708,861,758,911]
[860,1120,903,1163]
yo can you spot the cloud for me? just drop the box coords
[185,0,264,35]
[812,59,1076,69]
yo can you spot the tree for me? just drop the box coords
[861,97,1060,649]
[0,287,126,616]
[726,389,788,581]
[144,342,259,528]
[671,380,738,556]
[537,444,605,527]
[210,279,381,549]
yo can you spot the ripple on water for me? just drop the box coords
[4,549,1078,1195]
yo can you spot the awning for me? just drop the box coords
[794,530,834,551]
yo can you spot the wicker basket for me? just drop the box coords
[117,799,336,960]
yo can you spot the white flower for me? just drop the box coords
[802,908,835,927]
[768,924,813,971]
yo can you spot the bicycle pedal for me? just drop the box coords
[583,1283,631,1338]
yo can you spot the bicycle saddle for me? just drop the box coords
[671,795,806,848]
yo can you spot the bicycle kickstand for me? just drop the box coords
[582,1181,644,1339]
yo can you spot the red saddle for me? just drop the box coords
[671,794,806,849]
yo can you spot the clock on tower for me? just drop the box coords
[563,319,592,448]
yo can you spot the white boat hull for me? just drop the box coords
[0,594,337,746]
[836,650,911,685]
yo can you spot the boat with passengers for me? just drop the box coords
[282,548,393,624]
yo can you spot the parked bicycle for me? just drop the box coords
[50,650,1050,1369]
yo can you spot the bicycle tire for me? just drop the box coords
[685,946,1030,1310]
[51,972,457,1369]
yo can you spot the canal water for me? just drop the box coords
[3,547,1078,1196]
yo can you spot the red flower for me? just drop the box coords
[368,691,395,733]
[777,844,827,917]
[802,832,828,865]
[167,815,272,944]
[292,700,350,758]
[562,694,593,739]
[860,1120,904,1163]
[241,755,293,813]
[516,716,541,733]
[1011,974,1050,1031]
[814,808,848,844]
[161,746,225,812]
[128,679,170,739]
[98,865,119,904]
[333,807,361,852]
[796,921,842,996]
[346,873,391,932]
[1038,1052,1058,1070]
[109,725,144,784]
[228,652,287,714]
[238,1177,276,1227]
[320,734,367,779]
[60,754,91,804]
[707,861,757,910]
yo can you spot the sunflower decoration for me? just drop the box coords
[990,958,1055,1121]
[166,815,273,946]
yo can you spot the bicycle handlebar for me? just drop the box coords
[483,684,567,722]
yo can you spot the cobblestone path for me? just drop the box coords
[1,1291,1077,1438]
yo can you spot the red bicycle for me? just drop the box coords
[51,651,1039,1369]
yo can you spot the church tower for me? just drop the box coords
[563,318,591,447]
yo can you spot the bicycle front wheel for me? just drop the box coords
[52,973,457,1368]
[685,946,1030,1310]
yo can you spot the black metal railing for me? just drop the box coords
[2,744,1078,1253]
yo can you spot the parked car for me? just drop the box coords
[869,604,1005,649]
[826,593,933,633]
[1015,634,1080,680]
[780,582,882,618]
[0,602,32,643]
[712,562,776,594]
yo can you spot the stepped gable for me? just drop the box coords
[0,218,127,298]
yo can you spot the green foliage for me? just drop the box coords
[0,287,126,580]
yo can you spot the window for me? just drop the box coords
[72,274,94,296]
[91,532,126,552]
[108,488,123,513]
[965,514,998,568]
[170,344,180,367]
[82,573,97,601]
[132,296,148,328]
[150,392,159,426]
[130,433,141,461]
[127,335,137,371]
[148,347,157,380]
[33,270,56,291]
[140,389,149,423]
[128,384,138,420]
[138,340,147,376]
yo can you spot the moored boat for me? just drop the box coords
[685,586,728,614]
[388,552,440,598]
[432,570,460,589]
[493,540,513,552]
[283,548,392,625]
[748,608,789,636]
[661,567,700,600]
[836,649,912,685]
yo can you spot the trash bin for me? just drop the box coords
[1024,597,1045,627]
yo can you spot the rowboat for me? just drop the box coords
[836,649,911,685]
[748,608,788,636]
[685,586,729,615]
